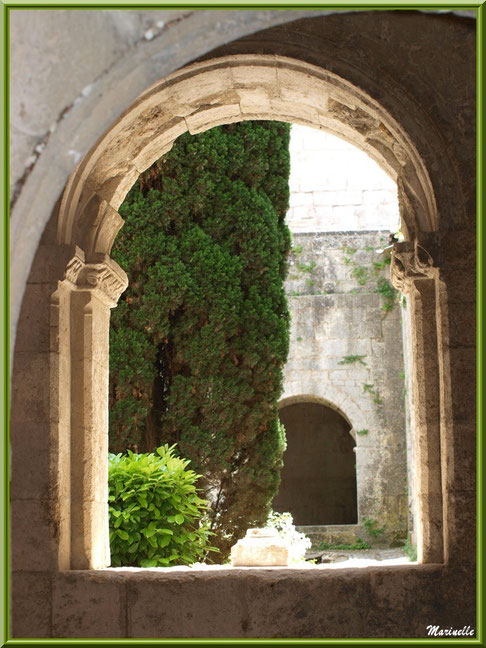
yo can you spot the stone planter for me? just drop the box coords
[230,528,289,566]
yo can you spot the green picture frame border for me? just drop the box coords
[1,2,483,645]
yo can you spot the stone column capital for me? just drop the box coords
[390,234,439,294]
[64,246,128,307]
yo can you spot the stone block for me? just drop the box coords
[126,571,244,637]
[448,346,476,420]
[415,492,444,562]
[231,62,278,88]
[277,67,328,111]
[231,528,289,567]
[365,567,444,636]
[314,189,363,206]
[10,571,52,638]
[289,191,313,208]
[132,119,186,173]
[164,67,236,116]
[10,498,61,571]
[440,229,475,268]
[14,282,57,353]
[71,499,110,570]
[238,88,272,114]
[52,571,125,637]
[11,351,50,424]
[445,302,475,347]
[441,267,475,304]
[444,422,476,492]
[269,98,320,127]
[443,491,476,567]
[362,189,397,204]
[245,569,370,637]
[10,445,50,501]
[185,103,242,134]
[9,419,51,457]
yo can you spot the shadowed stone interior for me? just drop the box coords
[274,402,357,525]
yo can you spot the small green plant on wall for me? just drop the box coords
[339,355,367,366]
[342,242,399,312]
[296,260,316,274]
[404,535,418,561]
[363,517,385,538]
[351,265,368,286]
[362,382,383,405]
[356,428,369,436]
[375,276,397,312]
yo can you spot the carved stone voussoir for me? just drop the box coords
[64,247,128,306]
[391,236,439,294]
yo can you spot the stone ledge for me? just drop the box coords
[70,563,441,579]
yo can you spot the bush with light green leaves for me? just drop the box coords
[108,444,217,567]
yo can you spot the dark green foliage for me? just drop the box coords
[108,445,216,567]
[109,121,291,558]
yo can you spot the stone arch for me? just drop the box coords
[57,54,438,257]
[279,387,369,443]
[13,50,451,572]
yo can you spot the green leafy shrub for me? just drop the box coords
[108,444,216,567]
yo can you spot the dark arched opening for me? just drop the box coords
[273,401,358,525]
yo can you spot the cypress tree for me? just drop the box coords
[109,121,291,557]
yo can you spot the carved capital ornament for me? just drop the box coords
[390,235,439,294]
[64,247,128,306]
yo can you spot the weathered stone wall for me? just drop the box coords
[287,125,399,232]
[281,230,408,543]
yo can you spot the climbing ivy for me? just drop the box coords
[342,243,398,312]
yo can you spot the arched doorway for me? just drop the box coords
[273,401,357,525]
